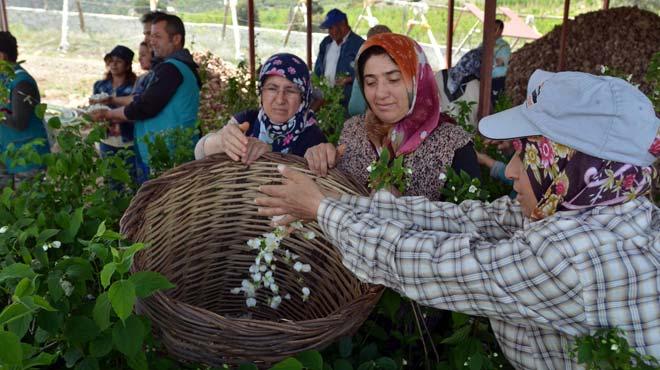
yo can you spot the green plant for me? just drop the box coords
[643,51,660,113]
[571,328,660,370]
[440,168,490,203]
[312,74,346,145]
[367,148,411,194]
[143,125,199,179]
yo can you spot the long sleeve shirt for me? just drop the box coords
[317,190,660,370]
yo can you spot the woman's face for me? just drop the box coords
[362,53,410,124]
[106,57,128,77]
[261,75,302,124]
[505,153,538,218]
[138,45,152,71]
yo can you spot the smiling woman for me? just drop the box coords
[195,53,327,165]
[304,33,480,201]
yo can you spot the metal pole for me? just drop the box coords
[0,0,8,32]
[602,0,609,9]
[306,0,312,68]
[558,0,570,71]
[247,0,256,80]
[477,0,496,120]
[446,0,454,69]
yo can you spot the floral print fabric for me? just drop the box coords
[257,53,318,154]
[515,137,657,220]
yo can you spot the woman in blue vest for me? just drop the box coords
[0,31,49,188]
[194,53,327,165]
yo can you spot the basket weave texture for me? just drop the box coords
[120,153,383,366]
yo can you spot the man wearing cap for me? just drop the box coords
[0,31,50,187]
[313,8,364,106]
[101,13,201,183]
[256,69,660,369]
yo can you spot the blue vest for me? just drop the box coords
[134,58,199,165]
[1,66,49,173]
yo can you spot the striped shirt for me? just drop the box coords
[317,190,660,370]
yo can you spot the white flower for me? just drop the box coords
[51,241,61,249]
[265,270,273,279]
[302,231,316,240]
[366,165,373,173]
[599,65,606,74]
[438,173,447,181]
[246,297,257,307]
[405,167,412,175]
[293,261,303,272]
[301,287,310,302]
[0,226,8,233]
[290,221,304,230]
[249,264,258,273]
[611,344,619,352]
[454,197,458,202]
[451,186,456,191]
[468,185,478,194]
[269,295,282,309]
[60,279,74,297]
[251,272,262,282]
[270,283,279,294]
[230,287,241,294]
[420,130,428,139]
[263,252,274,264]
[284,293,291,300]
[301,264,311,273]
[247,238,261,249]
[42,243,49,251]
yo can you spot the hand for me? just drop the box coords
[304,143,346,177]
[483,138,512,153]
[256,165,326,222]
[205,122,250,161]
[476,152,495,168]
[242,137,271,165]
[335,75,352,87]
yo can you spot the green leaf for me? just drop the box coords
[62,207,83,243]
[89,331,113,358]
[0,330,23,366]
[46,272,64,302]
[75,356,100,370]
[13,277,34,298]
[270,358,303,370]
[7,311,31,339]
[127,350,148,370]
[57,257,94,281]
[374,357,397,370]
[441,323,471,345]
[451,312,470,328]
[92,292,112,331]
[0,263,36,283]
[47,116,62,129]
[338,336,353,358]
[100,263,116,289]
[358,343,378,363]
[37,229,61,244]
[23,351,57,368]
[63,316,100,345]
[108,280,136,322]
[469,352,483,370]
[63,347,83,368]
[296,350,323,370]
[0,302,32,326]
[32,296,57,311]
[94,221,106,238]
[333,359,353,370]
[129,271,175,298]
[34,103,47,119]
[111,315,145,358]
[379,289,401,321]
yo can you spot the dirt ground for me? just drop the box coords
[22,53,111,108]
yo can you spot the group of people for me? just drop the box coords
[1,7,658,370]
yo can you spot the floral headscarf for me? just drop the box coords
[356,33,454,156]
[257,53,318,154]
[514,136,657,220]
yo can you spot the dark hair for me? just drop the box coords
[0,31,18,62]
[140,10,168,25]
[356,45,389,89]
[104,60,137,87]
[152,13,186,46]
[495,19,504,32]
[139,41,148,48]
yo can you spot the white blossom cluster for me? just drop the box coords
[230,221,315,308]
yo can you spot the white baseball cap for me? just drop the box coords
[479,69,660,167]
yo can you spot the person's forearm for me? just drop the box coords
[106,107,128,122]
[110,95,135,107]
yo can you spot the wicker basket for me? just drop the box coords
[120,153,383,367]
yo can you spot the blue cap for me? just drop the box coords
[479,69,660,167]
[320,9,347,29]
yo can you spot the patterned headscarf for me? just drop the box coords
[514,136,657,220]
[356,33,454,156]
[257,53,318,154]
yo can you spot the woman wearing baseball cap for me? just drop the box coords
[256,70,660,369]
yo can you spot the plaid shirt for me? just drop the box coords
[317,191,660,370]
